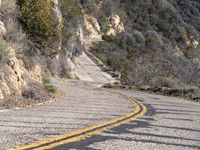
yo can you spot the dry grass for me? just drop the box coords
[1,0,17,15]
[1,0,29,58]
[0,38,9,62]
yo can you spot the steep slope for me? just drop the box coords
[79,0,200,100]
[0,0,82,103]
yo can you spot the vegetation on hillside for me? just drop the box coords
[42,77,57,94]
[0,38,8,62]
[87,0,200,92]
[18,0,62,56]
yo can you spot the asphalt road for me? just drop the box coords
[0,53,200,150]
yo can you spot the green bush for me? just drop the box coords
[99,16,109,34]
[44,84,57,94]
[42,77,57,94]
[42,77,50,85]
[118,40,128,50]
[0,39,8,62]
[18,0,62,56]
[97,52,108,64]
[102,34,117,43]
[63,0,81,17]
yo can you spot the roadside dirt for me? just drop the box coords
[0,82,63,110]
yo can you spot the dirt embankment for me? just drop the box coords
[0,82,63,110]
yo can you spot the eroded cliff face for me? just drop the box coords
[0,0,125,100]
[0,0,82,100]
[0,0,22,99]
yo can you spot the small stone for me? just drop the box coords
[139,85,151,91]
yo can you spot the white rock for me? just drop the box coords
[110,15,121,28]
[0,21,6,38]
[106,14,125,36]
[83,15,102,40]
[186,37,199,49]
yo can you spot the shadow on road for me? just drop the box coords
[53,101,200,150]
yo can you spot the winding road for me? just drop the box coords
[0,53,200,150]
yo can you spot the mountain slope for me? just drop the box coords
[80,0,200,100]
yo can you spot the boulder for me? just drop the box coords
[106,14,125,36]
[186,36,199,49]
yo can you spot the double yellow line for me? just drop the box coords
[10,95,147,150]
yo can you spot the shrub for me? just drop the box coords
[1,0,16,15]
[80,0,96,14]
[97,52,108,64]
[102,34,116,43]
[132,30,145,44]
[62,0,81,18]
[18,0,62,56]
[42,77,57,94]
[22,82,53,100]
[118,40,128,50]
[145,30,164,50]
[44,84,57,94]
[0,39,9,62]
[99,16,109,33]
[42,77,50,85]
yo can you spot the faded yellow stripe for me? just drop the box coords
[35,102,147,150]
[9,54,147,150]
[10,100,140,150]
[10,92,147,150]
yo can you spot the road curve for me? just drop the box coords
[0,79,142,149]
[10,88,146,150]
[0,53,200,150]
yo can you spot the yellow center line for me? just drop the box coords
[9,56,147,149]
[35,101,147,150]
[10,94,147,150]
[9,73,147,150]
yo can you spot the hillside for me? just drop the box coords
[1,1,200,149]
[83,0,200,100]
[0,0,82,105]
[0,0,199,104]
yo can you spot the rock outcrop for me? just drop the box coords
[106,14,125,36]
[82,15,102,40]
[0,46,25,98]
[0,21,6,38]
[0,0,82,100]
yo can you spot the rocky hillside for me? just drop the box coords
[0,0,82,102]
[0,0,199,102]
[78,0,200,97]
[76,0,200,100]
